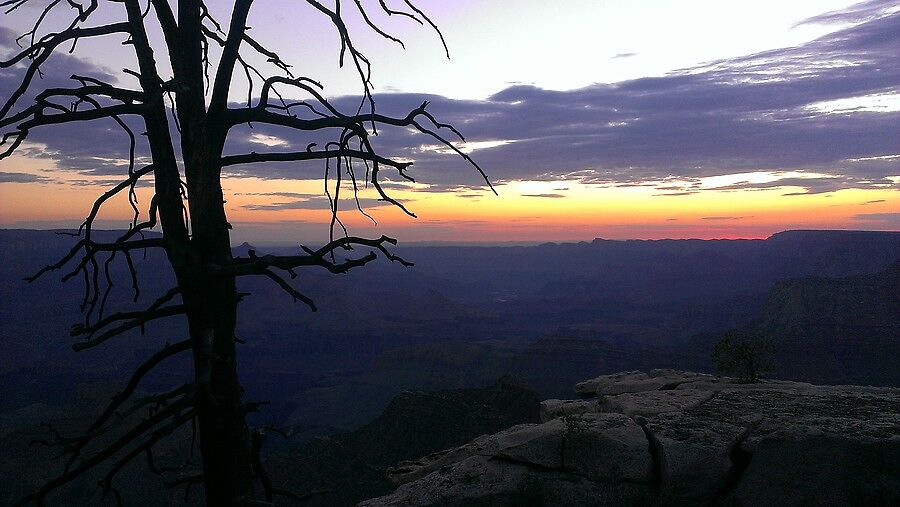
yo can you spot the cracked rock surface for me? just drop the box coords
[360,370,900,506]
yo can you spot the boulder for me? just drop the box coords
[558,413,652,483]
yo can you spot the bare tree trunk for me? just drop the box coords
[182,233,254,503]
[181,151,254,504]
[184,283,253,505]
[172,1,255,498]
[126,1,253,501]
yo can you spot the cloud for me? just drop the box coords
[68,178,154,188]
[232,4,900,192]
[242,197,397,211]
[612,52,637,59]
[654,191,699,197]
[237,192,404,212]
[703,175,899,195]
[520,193,565,198]
[0,172,51,183]
[235,191,314,198]
[0,31,139,177]
[0,25,16,47]
[2,1,899,198]
[852,212,900,225]
[701,216,752,221]
[420,219,489,226]
[796,0,898,27]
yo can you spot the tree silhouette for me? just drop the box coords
[1,1,490,505]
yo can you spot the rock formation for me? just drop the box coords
[361,370,900,506]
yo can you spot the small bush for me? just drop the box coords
[562,414,588,435]
[712,331,775,383]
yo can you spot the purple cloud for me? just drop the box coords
[521,193,565,198]
[242,196,398,211]
[0,171,51,183]
[852,212,900,225]
[1,1,898,199]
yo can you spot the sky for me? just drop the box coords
[0,0,898,244]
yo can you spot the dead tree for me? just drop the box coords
[1,1,491,505]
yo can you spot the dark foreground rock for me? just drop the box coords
[361,370,900,506]
[267,377,541,506]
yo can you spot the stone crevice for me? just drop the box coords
[634,416,663,494]
[490,453,563,474]
[710,427,753,504]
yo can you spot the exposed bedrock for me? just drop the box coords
[361,369,900,506]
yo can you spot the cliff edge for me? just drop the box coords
[361,370,900,506]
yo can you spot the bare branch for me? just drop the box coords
[95,339,191,430]
[17,103,146,130]
[148,0,178,58]
[25,238,165,284]
[0,22,129,119]
[209,0,254,113]
[376,0,419,22]
[16,399,193,506]
[70,286,179,338]
[63,340,192,471]
[100,410,196,503]
[118,384,195,420]
[244,33,294,75]
[231,235,413,284]
[261,269,317,311]
[35,81,144,104]
[354,0,405,49]
[71,304,186,351]
[304,0,377,115]
[403,0,449,58]
[220,147,410,171]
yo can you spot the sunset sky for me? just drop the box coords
[0,0,898,244]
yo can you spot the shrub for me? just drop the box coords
[712,331,775,383]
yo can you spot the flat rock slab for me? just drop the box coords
[389,413,652,487]
[539,399,600,422]
[364,371,900,506]
[600,388,716,417]
[575,370,717,398]
[364,453,653,507]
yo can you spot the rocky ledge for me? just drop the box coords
[360,370,900,506]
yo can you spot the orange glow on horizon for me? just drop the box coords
[1,152,897,243]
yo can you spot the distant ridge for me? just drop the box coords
[767,229,900,240]
[758,260,900,386]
